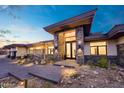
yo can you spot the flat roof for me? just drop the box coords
[44,9,97,34]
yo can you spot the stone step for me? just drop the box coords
[29,72,61,83]
[8,70,32,81]
[28,65,62,83]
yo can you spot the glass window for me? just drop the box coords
[65,37,76,41]
[91,46,97,55]
[98,46,107,55]
[48,46,54,54]
[90,41,106,46]
[90,41,107,55]
[64,30,75,37]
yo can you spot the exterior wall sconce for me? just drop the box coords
[78,40,81,45]
[78,40,82,49]
[55,46,58,49]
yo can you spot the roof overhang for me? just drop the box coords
[85,35,108,41]
[107,25,124,39]
[29,40,54,47]
[43,9,97,34]
[85,24,124,42]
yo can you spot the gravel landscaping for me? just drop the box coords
[17,65,124,88]
[0,65,124,88]
[59,65,124,88]
[0,76,25,88]
[1,57,124,88]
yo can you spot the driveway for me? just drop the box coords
[0,56,63,83]
[0,56,30,79]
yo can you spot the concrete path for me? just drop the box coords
[54,60,79,68]
[0,56,63,83]
[29,65,62,83]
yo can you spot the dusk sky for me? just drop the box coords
[0,5,124,46]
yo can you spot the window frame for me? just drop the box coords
[90,42,107,56]
[48,47,54,54]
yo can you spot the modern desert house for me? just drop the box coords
[3,40,54,59]
[3,9,124,66]
[43,9,124,66]
[3,44,30,59]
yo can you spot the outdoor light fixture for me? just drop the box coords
[54,43,58,49]
[19,80,28,88]
[20,81,24,86]
[78,40,82,49]
[78,40,81,45]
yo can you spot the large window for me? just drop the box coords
[64,29,76,42]
[90,41,107,55]
[48,46,54,54]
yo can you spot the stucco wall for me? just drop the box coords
[117,36,124,44]
[84,40,118,56]
[16,47,28,57]
[107,40,117,56]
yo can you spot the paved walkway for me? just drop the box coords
[0,56,63,83]
[54,60,79,68]
[29,65,62,83]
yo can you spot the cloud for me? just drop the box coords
[0,5,9,11]
[6,23,39,34]
[0,5,22,20]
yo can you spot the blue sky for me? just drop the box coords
[0,5,124,46]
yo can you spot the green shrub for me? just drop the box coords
[96,57,108,68]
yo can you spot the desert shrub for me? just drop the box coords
[96,57,108,68]
[45,54,55,64]
[42,82,53,88]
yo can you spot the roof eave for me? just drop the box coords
[43,9,97,34]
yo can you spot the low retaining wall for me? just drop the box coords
[84,55,118,64]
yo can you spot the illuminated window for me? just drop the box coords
[91,46,97,55]
[65,37,76,41]
[64,30,75,37]
[48,46,54,54]
[90,41,107,55]
[64,29,76,41]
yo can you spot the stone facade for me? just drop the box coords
[58,32,65,59]
[76,26,84,64]
[54,33,62,61]
[84,55,118,64]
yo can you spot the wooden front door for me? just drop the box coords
[65,41,76,59]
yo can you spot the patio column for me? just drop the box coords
[54,33,60,61]
[76,26,84,64]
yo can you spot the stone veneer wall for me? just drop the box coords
[84,55,118,64]
[58,32,65,59]
[54,33,62,61]
[76,26,84,64]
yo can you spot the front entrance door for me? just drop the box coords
[65,42,76,59]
